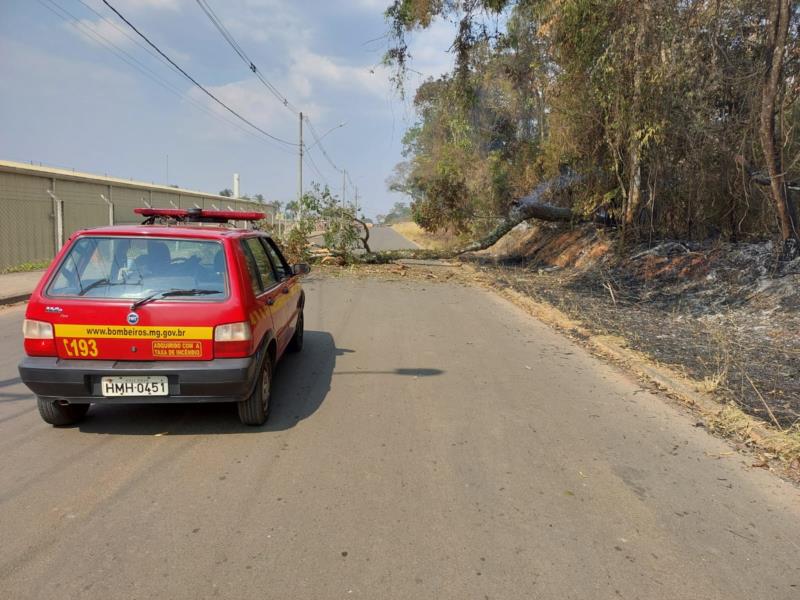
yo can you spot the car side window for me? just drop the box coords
[244,238,278,291]
[261,238,291,280]
[240,241,264,295]
[244,238,278,294]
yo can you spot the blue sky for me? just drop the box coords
[0,0,456,218]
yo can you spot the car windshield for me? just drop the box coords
[46,236,228,300]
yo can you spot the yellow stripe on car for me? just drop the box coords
[54,324,213,340]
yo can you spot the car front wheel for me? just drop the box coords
[238,354,272,426]
[37,398,89,426]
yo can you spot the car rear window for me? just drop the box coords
[46,236,228,300]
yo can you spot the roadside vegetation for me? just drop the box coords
[291,3,800,456]
[376,201,412,225]
[390,220,461,250]
[363,0,800,475]
[384,0,800,259]
[1,260,49,275]
[278,185,370,264]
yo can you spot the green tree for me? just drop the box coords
[384,0,800,247]
[283,185,370,263]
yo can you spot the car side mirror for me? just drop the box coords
[292,263,311,276]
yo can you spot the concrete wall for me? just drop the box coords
[0,161,274,271]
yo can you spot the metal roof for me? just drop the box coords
[0,159,257,203]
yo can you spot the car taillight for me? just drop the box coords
[214,322,252,358]
[23,319,57,357]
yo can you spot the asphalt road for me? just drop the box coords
[366,225,420,251]
[1,275,799,599]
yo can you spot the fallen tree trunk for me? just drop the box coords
[361,248,454,263]
[361,203,583,264]
[456,202,574,253]
[455,170,593,254]
[360,172,591,263]
[735,155,800,191]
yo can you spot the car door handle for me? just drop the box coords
[267,298,275,306]
[282,287,290,294]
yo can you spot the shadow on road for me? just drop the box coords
[333,368,444,377]
[0,376,28,402]
[76,331,338,435]
[0,376,22,389]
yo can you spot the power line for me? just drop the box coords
[304,116,341,172]
[195,0,299,114]
[345,169,358,193]
[303,153,330,189]
[74,0,180,76]
[192,0,362,207]
[304,144,352,198]
[304,117,356,195]
[36,0,282,150]
[304,116,359,202]
[100,0,298,147]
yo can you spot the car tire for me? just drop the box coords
[287,311,304,353]
[37,398,89,426]
[238,354,272,426]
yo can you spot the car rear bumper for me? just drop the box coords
[18,355,259,404]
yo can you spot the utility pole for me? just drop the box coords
[298,111,303,218]
[342,169,346,206]
[340,169,347,235]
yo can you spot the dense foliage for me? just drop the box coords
[282,185,368,263]
[376,201,413,224]
[386,0,800,253]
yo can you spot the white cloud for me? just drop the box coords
[352,0,392,11]
[187,76,326,144]
[112,0,183,11]
[0,37,135,90]
[290,48,391,100]
[63,15,191,63]
[222,0,311,46]
[67,18,137,49]
[5,0,456,215]
[405,19,456,81]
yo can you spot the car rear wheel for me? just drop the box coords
[237,354,272,426]
[37,398,89,426]
[287,311,304,353]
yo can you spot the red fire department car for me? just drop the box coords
[18,207,309,427]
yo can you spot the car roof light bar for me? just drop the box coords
[134,207,265,225]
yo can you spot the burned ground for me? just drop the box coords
[468,223,800,428]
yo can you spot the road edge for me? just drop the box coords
[0,293,31,307]
[463,266,800,480]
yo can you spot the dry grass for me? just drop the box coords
[698,373,725,394]
[708,403,800,466]
[390,221,461,250]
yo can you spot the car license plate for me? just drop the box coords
[101,376,168,397]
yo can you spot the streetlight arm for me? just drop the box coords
[305,121,347,150]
